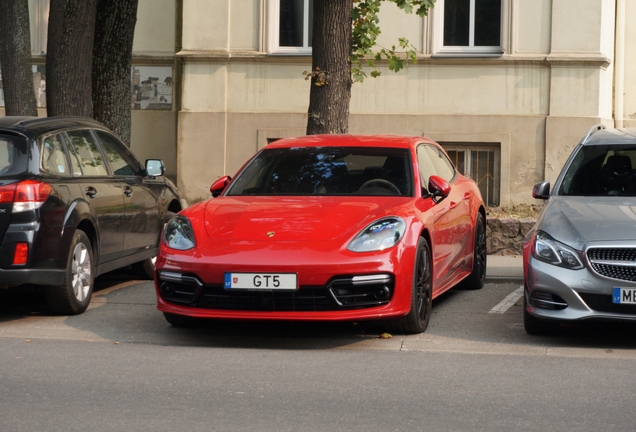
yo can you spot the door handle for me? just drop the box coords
[463,192,471,200]
[123,186,133,197]
[449,201,457,209]
[85,186,97,198]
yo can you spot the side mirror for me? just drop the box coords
[532,181,550,200]
[145,159,165,177]
[210,175,232,197]
[429,175,451,203]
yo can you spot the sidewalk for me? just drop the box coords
[485,254,523,283]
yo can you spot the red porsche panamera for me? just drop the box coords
[155,135,486,333]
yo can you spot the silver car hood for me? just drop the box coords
[537,196,636,250]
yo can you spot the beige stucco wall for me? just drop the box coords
[624,0,636,124]
[133,0,177,55]
[376,1,424,52]
[551,0,605,54]
[182,0,230,51]
[131,110,178,181]
[514,0,552,55]
[230,0,261,50]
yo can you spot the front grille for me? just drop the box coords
[579,293,636,315]
[587,248,636,282]
[588,248,636,261]
[198,285,333,311]
[158,272,394,312]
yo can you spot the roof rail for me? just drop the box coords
[580,124,607,145]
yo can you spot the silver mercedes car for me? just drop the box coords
[523,125,636,334]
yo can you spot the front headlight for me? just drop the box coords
[532,231,583,269]
[347,217,406,252]
[163,214,196,250]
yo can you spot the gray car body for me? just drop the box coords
[525,126,636,322]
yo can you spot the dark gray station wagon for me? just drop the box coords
[0,117,182,314]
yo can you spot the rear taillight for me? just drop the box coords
[0,183,17,204]
[0,180,52,212]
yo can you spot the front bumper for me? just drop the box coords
[524,255,636,322]
[155,242,416,322]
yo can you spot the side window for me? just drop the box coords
[66,130,108,176]
[95,131,141,176]
[435,0,503,55]
[0,136,28,176]
[417,144,456,186]
[268,0,313,54]
[40,134,70,176]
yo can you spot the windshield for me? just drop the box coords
[558,145,636,196]
[0,135,28,178]
[227,146,412,197]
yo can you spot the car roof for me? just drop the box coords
[0,116,107,139]
[583,127,636,146]
[265,134,435,149]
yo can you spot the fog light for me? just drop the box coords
[160,282,175,297]
[373,286,391,301]
[13,243,28,265]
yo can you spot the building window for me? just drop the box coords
[443,143,500,206]
[434,0,503,55]
[268,0,313,54]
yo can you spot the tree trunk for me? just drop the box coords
[0,0,38,116]
[46,0,98,117]
[92,0,139,146]
[306,0,353,135]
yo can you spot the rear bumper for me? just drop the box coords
[0,268,65,287]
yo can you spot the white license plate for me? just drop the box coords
[224,273,297,290]
[612,287,636,304]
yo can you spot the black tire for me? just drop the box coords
[46,229,94,315]
[132,257,155,280]
[163,312,200,328]
[523,293,559,335]
[459,212,487,290]
[132,211,177,280]
[387,237,433,334]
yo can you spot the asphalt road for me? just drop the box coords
[2,269,636,431]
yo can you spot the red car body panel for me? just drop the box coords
[155,135,484,323]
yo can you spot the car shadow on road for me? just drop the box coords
[6,276,636,352]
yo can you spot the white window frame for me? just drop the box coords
[432,0,505,56]
[267,0,312,55]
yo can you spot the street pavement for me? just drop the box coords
[5,254,636,432]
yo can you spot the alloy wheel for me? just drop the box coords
[71,243,92,302]
[415,244,432,322]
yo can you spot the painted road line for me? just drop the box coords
[489,286,524,314]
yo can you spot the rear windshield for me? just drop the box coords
[227,146,413,197]
[558,145,636,196]
[0,135,28,178]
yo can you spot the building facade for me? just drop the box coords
[2,0,635,207]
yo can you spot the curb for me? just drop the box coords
[485,276,524,284]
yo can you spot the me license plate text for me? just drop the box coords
[224,273,297,290]
[612,287,636,304]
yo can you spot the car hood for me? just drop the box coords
[538,196,636,250]
[203,196,408,241]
